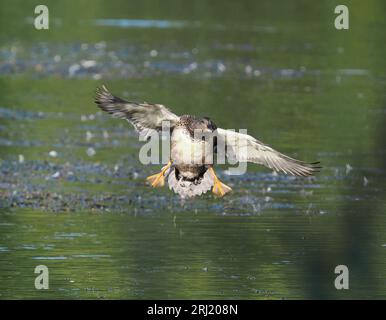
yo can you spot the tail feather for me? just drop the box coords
[165,167,214,198]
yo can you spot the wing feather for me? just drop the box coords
[216,128,321,177]
[95,85,180,138]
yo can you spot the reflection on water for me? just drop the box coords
[0,0,385,299]
[94,19,188,29]
[93,18,277,34]
[1,207,385,299]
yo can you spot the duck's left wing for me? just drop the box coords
[216,128,321,177]
[95,85,180,138]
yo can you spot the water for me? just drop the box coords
[0,0,385,299]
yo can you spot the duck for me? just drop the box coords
[95,85,320,198]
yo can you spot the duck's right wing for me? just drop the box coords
[95,85,180,138]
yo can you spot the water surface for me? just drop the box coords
[0,0,385,299]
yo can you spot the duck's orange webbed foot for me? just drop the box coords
[146,161,172,188]
[208,166,232,197]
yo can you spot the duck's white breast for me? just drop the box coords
[171,127,214,165]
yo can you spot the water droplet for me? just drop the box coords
[243,65,252,75]
[49,150,58,158]
[86,131,93,141]
[86,147,96,157]
[68,64,80,77]
[217,62,226,72]
[18,154,24,163]
[80,60,96,69]
[51,171,60,179]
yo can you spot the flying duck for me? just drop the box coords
[95,86,320,198]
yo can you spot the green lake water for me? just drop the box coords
[0,0,385,299]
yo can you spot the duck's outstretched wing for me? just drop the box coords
[95,85,180,138]
[216,128,321,177]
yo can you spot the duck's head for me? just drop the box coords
[180,115,217,138]
[199,117,217,132]
[190,116,218,142]
[189,116,217,133]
